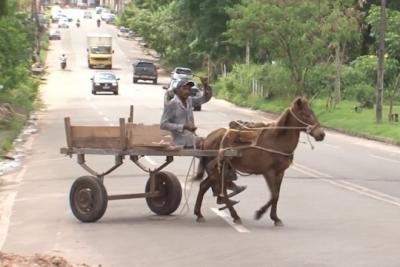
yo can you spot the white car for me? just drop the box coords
[95,6,104,14]
[117,27,130,38]
[57,19,69,28]
[171,67,193,80]
[48,29,61,40]
[83,11,92,19]
[101,12,113,20]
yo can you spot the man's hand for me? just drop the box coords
[199,76,209,86]
[184,124,197,132]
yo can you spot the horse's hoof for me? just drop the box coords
[233,218,242,224]
[254,211,262,220]
[196,217,206,223]
[274,220,284,227]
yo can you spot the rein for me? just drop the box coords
[216,107,320,168]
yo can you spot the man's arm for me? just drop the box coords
[160,101,184,133]
[191,77,212,107]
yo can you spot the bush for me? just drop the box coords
[215,63,296,100]
[305,63,335,97]
[344,83,375,105]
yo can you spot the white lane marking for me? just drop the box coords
[0,166,26,249]
[211,208,250,233]
[103,117,110,122]
[144,156,157,166]
[369,154,400,164]
[292,163,400,208]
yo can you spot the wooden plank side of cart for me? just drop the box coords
[61,117,240,157]
[60,147,240,157]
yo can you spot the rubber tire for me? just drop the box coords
[145,171,182,215]
[92,90,96,95]
[113,90,118,95]
[193,105,201,111]
[69,176,108,222]
[153,79,157,84]
[133,78,137,83]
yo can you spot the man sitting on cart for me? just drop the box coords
[160,77,246,204]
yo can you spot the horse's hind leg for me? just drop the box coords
[194,177,213,222]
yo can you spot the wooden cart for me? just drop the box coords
[60,108,239,222]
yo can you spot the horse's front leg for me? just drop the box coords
[255,171,283,226]
[269,172,284,226]
[218,174,241,224]
[225,194,242,224]
[194,177,213,222]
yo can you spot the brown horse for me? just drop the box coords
[194,97,325,225]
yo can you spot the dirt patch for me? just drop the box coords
[0,251,92,267]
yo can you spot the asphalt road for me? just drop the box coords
[0,8,400,267]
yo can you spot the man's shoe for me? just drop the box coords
[227,185,247,198]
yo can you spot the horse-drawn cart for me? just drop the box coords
[60,107,239,223]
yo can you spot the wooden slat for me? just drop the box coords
[119,118,126,150]
[71,126,121,138]
[128,105,134,123]
[126,123,173,148]
[64,117,72,148]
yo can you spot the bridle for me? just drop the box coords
[288,107,320,134]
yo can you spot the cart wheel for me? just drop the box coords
[69,176,108,222]
[145,171,182,215]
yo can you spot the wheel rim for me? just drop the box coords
[151,178,168,207]
[75,187,95,214]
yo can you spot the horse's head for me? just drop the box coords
[289,97,325,141]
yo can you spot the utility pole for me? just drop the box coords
[376,0,386,123]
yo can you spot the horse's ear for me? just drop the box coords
[293,97,303,109]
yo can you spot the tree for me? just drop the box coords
[321,2,361,106]
[0,0,7,16]
[376,0,386,123]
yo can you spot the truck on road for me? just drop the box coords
[87,34,113,69]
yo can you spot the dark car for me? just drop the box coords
[91,72,119,95]
[133,60,158,84]
[163,79,203,111]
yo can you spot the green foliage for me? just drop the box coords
[305,64,336,97]
[226,0,361,96]
[344,82,375,104]
[367,5,400,61]
[0,13,34,91]
[347,55,399,87]
[121,0,239,69]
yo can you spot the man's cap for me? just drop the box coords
[176,79,194,89]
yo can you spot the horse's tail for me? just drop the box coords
[192,157,206,181]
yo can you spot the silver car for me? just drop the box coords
[171,67,193,80]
